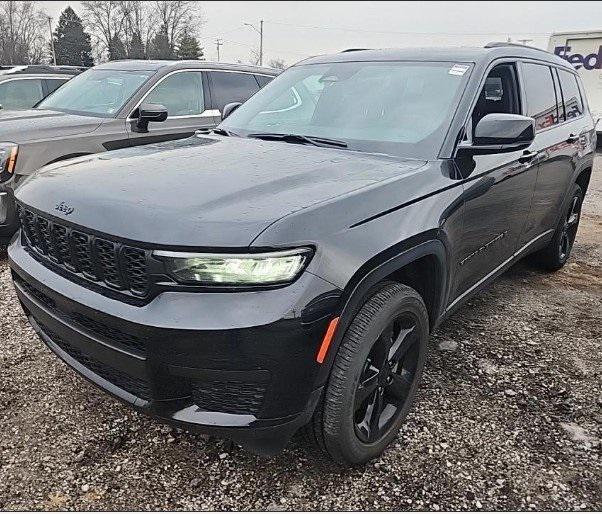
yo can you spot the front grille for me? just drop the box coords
[36,321,151,400]
[15,275,146,356]
[191,380,267,415]
[17,205,150,298]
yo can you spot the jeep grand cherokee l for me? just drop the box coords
[0,60,277,246]
[8,44,595,464]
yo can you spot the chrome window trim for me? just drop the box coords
[0,76,69,84]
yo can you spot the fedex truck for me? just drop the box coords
[549,30,602,132]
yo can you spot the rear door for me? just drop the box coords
[518,62,587,244]
[126,70,216,146]
[207,71,261,116]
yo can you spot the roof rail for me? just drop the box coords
[484,41,551,54]
[340,48,371,53]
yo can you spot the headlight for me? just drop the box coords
[154,248,312,286]
[0,142,18,183]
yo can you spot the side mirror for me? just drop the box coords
[222,102,242,120]
[459,113,535,155]
[134,103,168,133]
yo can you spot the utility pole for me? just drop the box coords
[48,16,57,65]
[244,19,264,66]
[215,39,223,61]
[259,19,263,66]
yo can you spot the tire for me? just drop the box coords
[305,282,429,465]
[530,183,583,271]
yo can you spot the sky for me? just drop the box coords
[41,1,602,65]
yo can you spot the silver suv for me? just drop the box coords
[0,60,277,244]
[0,65,83,111]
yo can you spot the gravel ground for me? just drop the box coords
[0,161,601,511]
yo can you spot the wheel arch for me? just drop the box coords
[575,166,592,195]
[315,238,448,385]
[45,152,93,166]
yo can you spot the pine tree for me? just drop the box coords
[176,32,203,60]
[52,7,94,67]
[149,24,173,60]
[129,32,145,59]
[108,35,127,61]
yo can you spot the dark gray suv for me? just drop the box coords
[0,60,277,244]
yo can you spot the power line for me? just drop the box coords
[264,19,551,37]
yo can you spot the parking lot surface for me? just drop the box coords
[0,160,600,511]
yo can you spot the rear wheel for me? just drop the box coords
[530,183,583,271]
[306,282,429,465]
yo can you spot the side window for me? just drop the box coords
[45,78,68,96]
[471,63,520,129]
[255,74,273,87]
[522,63,558,131]
[144,71,205,117]
[0,79,44,109]
[210,72,260,112]
[557,69,584,121]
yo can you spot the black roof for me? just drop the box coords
[94,60,279,75]
[0,65,85,76]
[297,43,572,70]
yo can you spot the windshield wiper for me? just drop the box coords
[247,132,348,148]
[212,127,239,137]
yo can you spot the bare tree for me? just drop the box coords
[150,1,202,55]
[267,58,286,70]
[248,48,261,66]
[0,1,47,64]
[117,1,155,58]
[81,0,126,61]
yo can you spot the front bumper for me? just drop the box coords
[0,187,18,244]
[8,237,341,454]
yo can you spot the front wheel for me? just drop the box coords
[306,282,429,465]
[530,183,583,271]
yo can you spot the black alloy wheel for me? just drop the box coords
[530,183,584,271]
[559,194,581,261]
[354,313,420,444]
[305,282,429,465]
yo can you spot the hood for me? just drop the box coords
[16,135,426,247]
[0,109,103,142]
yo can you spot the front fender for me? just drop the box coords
[313,237,448,387]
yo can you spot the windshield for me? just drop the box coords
[220,61,471,159]
[37,69,153,117]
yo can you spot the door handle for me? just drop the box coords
[518,150,538,163]
[566,133,579,143]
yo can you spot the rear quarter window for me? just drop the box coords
[255,74,274,87]
[557,69,584,120]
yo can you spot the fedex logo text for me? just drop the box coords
[554,45,602,70]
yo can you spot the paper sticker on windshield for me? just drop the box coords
[449,64,470,76]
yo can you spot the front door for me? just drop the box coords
[450,62,539,305]
[126,70,218,146]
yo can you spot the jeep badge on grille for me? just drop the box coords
[55,202,74,216]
